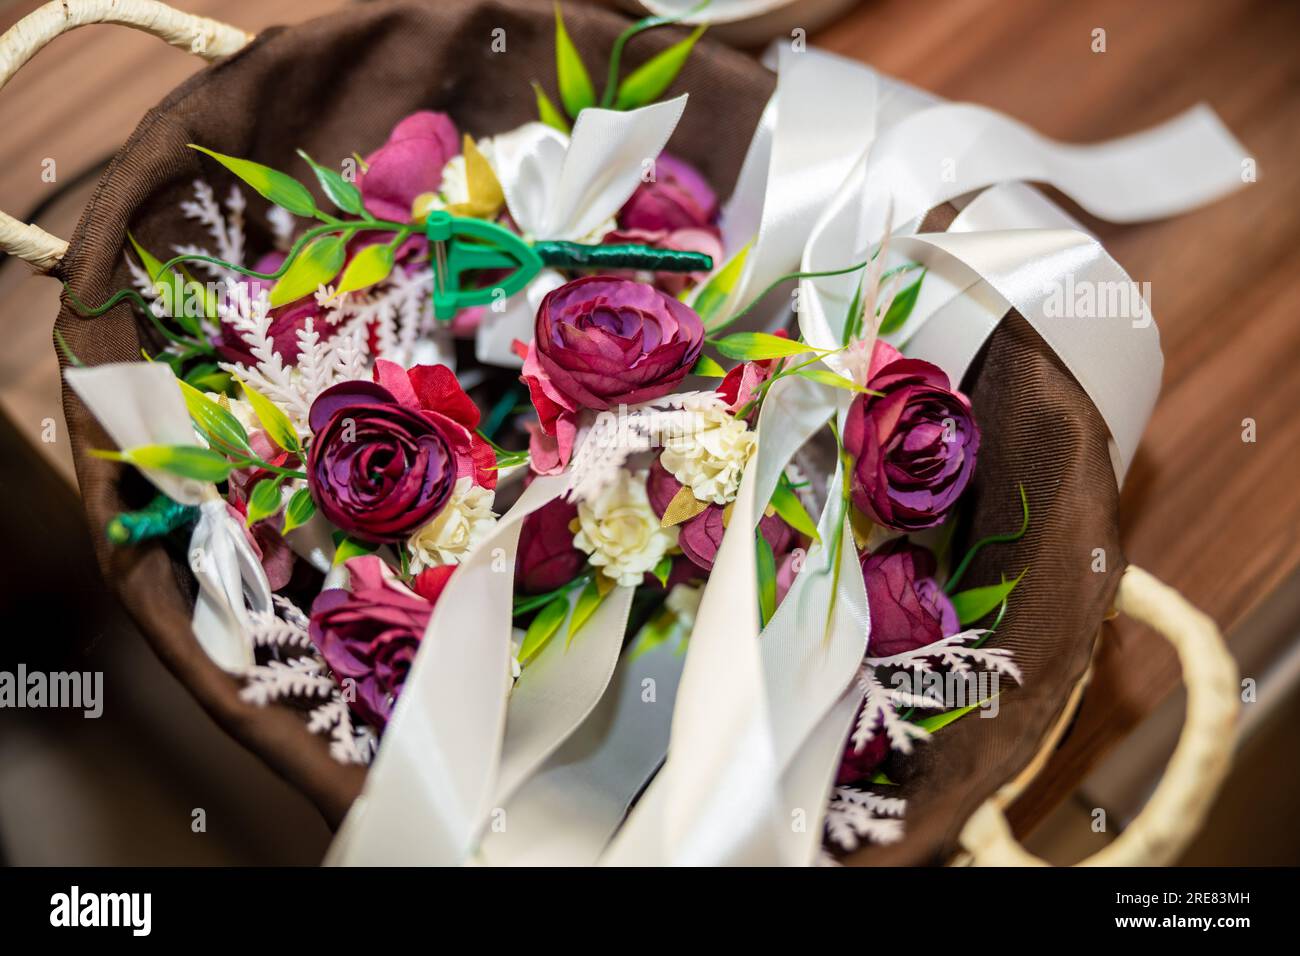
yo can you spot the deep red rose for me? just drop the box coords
[306,360,495,544]
[645,459,794,573]
[514,497,587,594]
[309,556,437,729]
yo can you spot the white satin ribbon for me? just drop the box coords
[475,98,688,367]
[704,47,879,330]
[326,473,567,865]
[66,362,269,672]
[478,635,687,866]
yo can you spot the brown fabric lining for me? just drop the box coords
[53,0,1121,855]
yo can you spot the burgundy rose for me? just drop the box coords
[618,153,719,233]
[844,341,979,532]
[517,276,704,475]
[835,729,888,786]
[306,360,495,544]
[310,556,441,728]
[646,459,794,573]
[861,539,958,657]
[515,497,587,594]
[359,111,460,221]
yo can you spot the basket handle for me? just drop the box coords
[0,0,251,272]
[958,564,1239,866]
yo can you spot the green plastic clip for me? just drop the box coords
[426,211,714,322]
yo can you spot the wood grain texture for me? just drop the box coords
[1,0,1296,844]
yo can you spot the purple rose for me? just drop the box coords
[359,111,460,221]
[618,153,718,233]
[309,556,435,728]
[306,361,491,544]
[861,539,958,657]
[646,459,794,572]
[515,497,587,594]
[844,341,979,532]
[519,276,704,420]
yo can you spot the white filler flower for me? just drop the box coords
[660,397,757,504]
[407,477,496,572]
[574,468,677,587]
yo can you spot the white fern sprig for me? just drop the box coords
[245,607,315,652]
[824,786,907,851]
[239,657,335,706]
[565,391,727,504]
[852,665,941,755]
[866,628,1023,684]
[177,180,245,278]
[307,696,378,766]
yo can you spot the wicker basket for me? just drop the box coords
[0,0,1239,865]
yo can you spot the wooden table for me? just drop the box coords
[2,0,1297,854]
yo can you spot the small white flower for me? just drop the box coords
[660,396,756,504]
[406,477,497,572]
[573,468,677,588]
[665,582,704,630]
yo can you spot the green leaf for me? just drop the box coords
[946,483,1030,593]
[841,275,866,346]
[331,532,377,568]
[189,145,316,218]
[281,486,317,534]
[950,568,1026,626]
[176,379,250,454]
[651,555,672,587]
[614,25,705,110]
[92,444,234,483]
[868,771,897,786]
[269,235,346,307]
[877,269,925,336]
[553,5,596,118]
[297,149,363,215]
[331,242,394,299]
[691,354,728,378]
[246,477,284,527]
[769,478,821,544]
[756,530,777,627]
[913,699,993,734]
[796,368,875,394]
[630,607,678,661]
[693,242,749,330]
[127,233,205,337]
[712,332,820,362]
[531,81,570,133]
[567,578,605,645]
[519,592,571,665]
[237,378,300,454]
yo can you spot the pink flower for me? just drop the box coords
[618,153,718,233]
[359,111,460,221]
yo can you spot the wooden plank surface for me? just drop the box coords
[1,0,1297,846]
